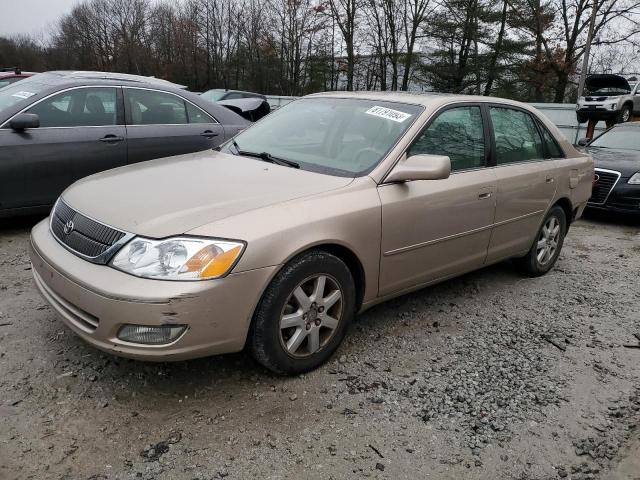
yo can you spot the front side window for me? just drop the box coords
[127,89,187,125]
[489,107,544,164]
[224,98,423,177]
[26,87,117,128]
[408,106,485,171]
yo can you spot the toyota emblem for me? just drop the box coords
[63,220,75,235]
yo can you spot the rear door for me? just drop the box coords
[485,105,558,263]
[124,87,224,164]
[0,86,126,210]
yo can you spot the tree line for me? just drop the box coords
[1,0,639,102]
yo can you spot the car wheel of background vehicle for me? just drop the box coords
[248,250,356,375]
[617,105,632,123]
[514,206,567,277]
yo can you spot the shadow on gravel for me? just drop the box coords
[582,208,640,227]
[56,258,520,402]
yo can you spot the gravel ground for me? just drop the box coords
[1,212,639,480]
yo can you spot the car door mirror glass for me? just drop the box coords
[385,154,451,183]
[9,113,40,130]
[577,138,589,147]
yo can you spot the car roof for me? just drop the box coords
[35,71,187,89]
[307,90,536,109]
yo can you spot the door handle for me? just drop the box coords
[478,192,492,199]
[200,130,219,139]
[99,135,124,143]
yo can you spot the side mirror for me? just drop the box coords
[10,113,40,131]
[385,154,451,183]
[577,138,590,147]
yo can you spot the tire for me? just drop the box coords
[248,250,356,375]
[617,105,632,123]
[514,206,567,277]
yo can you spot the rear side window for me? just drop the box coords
[127,89,188,125]
[538,123,565,158]
[408,105,485,171]
[489,107,544,164]
[27,87,117,127]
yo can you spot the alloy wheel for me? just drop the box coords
[536,216,561,266]
[279,274,343,358]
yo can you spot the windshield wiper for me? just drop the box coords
[231,139,299,169]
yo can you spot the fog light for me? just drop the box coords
[117,324,187,345]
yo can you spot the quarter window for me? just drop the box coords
[408,106,485,171]
[186,102,215,124]
[127,89,188,125]
[27,87,117,127]
[538,123,565,158]
[489,107,544,164]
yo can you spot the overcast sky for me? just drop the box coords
[0,0,80,37]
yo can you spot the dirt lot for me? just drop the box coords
[1,212,639,480]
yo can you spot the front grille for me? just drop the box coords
[588,169,620,205]
[585,96,606,102]
[51,200,127,263]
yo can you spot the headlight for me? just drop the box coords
[629,172,640,185]
[110,236,245,280]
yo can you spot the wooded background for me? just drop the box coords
[1,0,640,102]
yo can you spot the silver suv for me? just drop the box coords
[576,74,639,124]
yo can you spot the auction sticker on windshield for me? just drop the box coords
[11,91,36,99]
[365,106,412,123]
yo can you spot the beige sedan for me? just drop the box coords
[29,92,593,374]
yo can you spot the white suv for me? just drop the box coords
[576,74,639,124]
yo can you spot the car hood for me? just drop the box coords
[586,147,640,177]
[586,74,631,92]
[61,150,354,238]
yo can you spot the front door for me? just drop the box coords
[0,86,127,210]
[124,87,225,164]
[378,104,497,296]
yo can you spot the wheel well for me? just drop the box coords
[311,244,366,311]
[553,198,574,227]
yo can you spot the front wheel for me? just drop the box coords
[514,206,567,277]
[248,250,356,375]
[618,105,632,123]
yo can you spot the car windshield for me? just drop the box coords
[201,89,226,102]
[223,97,423,177]
[0,75,50,112]
[589,126,640,151]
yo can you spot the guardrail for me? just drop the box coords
[265,95,606,144]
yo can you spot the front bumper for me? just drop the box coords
[29,219,278,361]
[587,182,640,214]
[576,108,618,121]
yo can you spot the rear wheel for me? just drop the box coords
[514,206,567,277]
[248,250,356,375]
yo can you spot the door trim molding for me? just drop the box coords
[382,209,544,257]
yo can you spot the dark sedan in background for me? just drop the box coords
[0,67,36,89]
[580,123,640,214]
[0,71,249,217]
